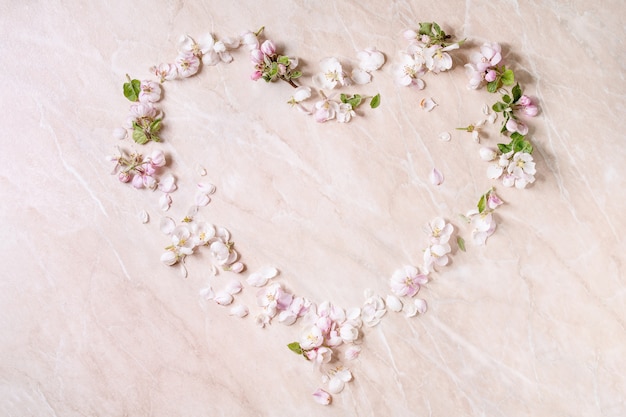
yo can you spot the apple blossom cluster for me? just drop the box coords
[481,145,537,189]
[243,27,301,87]
[463,188,504,245]
[109,148,177,193]
[151,33,242,82]
[395,21,464,88]
[121,77,163,144]
[160,211,244,277]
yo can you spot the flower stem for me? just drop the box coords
[282,77,298,88]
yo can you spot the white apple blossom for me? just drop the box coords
[327,367,352,394]
[361,290,386,326]
[313,57,346,89]
[390,265,428,298]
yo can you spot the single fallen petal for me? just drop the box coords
[312,388,331,405]
[199,286,214,300]
[420,97,437,112]
[197,182,216,194]
[344,346,361,360]
[385,294,403,312]
[214,290,234,306]
[158,173,177,193]
[160,217,176,235]
[414,298,428,314]
[198,167,207,176]
[195,192,211,207]
[429,168,444,186]
[225,279,243,295]
[229,304,249,318]
[350,68,372,85]
[159,194,172,211]
[438,132,451,142]
[113,127,127,140]
[229,262,245,273]
[139,209,149,224]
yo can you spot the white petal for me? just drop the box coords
[312,388,331,405]
[139,209,149,224]
[328,378,345,394]
[160,251,177,266]
[414,298,428,314]
[403,302,418,317]
[438,132,451,142]
[113,127,127,140]
[420,97,437,112]
[350,68,372,85]
[229,304,249,317]
[158,173,177,193]
[160,217,176,235]
[225,279,243,294]
[229,262,245,273]
[429,168,444,186]
[195,192,211,207]
[385,294,403,312]
[479,147,497,161]
[197,182,216,194]
[246,266,278,287]
[482,103,490,115]
[344,346,361,360]
[487,164,504,179]
[199,286,214,300]
[214,290,234,306]
[198,167,207,176]
[159,194,172,211]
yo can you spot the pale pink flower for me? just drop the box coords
[257,283,293,317]
[314,97,340,123]
[138,80,161,103]
[300,325,324,350]
[505,152,536,188]
[361,291,386,326]
[175,53,200,78]
[390,265,428,298]
[150,63,178,82]
[423,243,451,273]
[487,191,504,210]
[313,57,346,90]
[505,118,529,135]
[427,217,454,244]
[260,40,276,56]
[394,52,425,87]
[472,42,502,72]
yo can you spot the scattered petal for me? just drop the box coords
[113,127,127,140]
[414,298,428,314]
[403,302,418,318]
[195,192,211,207]
[344,346,361,361]
[429,168,444,186]
[350,68,372,85]
[225,279,243,295]
[438,132,451,142]
[158,173,177,193]
[229,262,245,273]
[312,388,331,405]
[199,286,214,300]
[160,217,176,235]
[482,103,490,115]
[385,294,403,312]
[420,97,437,112]
[246,266,279,287]
[139,209,149,224]
[214,290,234,306]
[159,194,172,211]
[198,167,207,176]
[197,182,216,194]
[229,304,249,318]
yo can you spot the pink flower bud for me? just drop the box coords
[277,63,287,75]
[250,70,262,81]
[131,174,144,189]
[118,172,131,183]
[523,104,538,117]
[250,48,264,64]
[518,95,532,106]
[260,40,276,56]
[485,69,497,82]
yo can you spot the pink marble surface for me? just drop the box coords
[1,1,624,416]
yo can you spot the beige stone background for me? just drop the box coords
[1,0,624,416]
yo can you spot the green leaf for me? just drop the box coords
[497,143,512,153]
[370,93,381,109]
[477,193,487,214]
[418,22,433,36]
[347,94,362,109]
[290,70,302,79]
[150,118,162,134]
[501,69,515,86]
[521,141,534,154]
[512,84,522,103]
[123,79,141,102]
[510,132,524,141]
[277,55,289,65]
[457,236,466,252]
[502,94,511,104]
[287,342,303,355]
[132,127,149,145]
[487,80,499,93]
[340,93,348,104]
[492,102,507,112]
[432,22,442,35]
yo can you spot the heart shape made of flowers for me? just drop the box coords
[111,24,539,405]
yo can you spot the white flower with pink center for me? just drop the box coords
[390,265,428,298]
